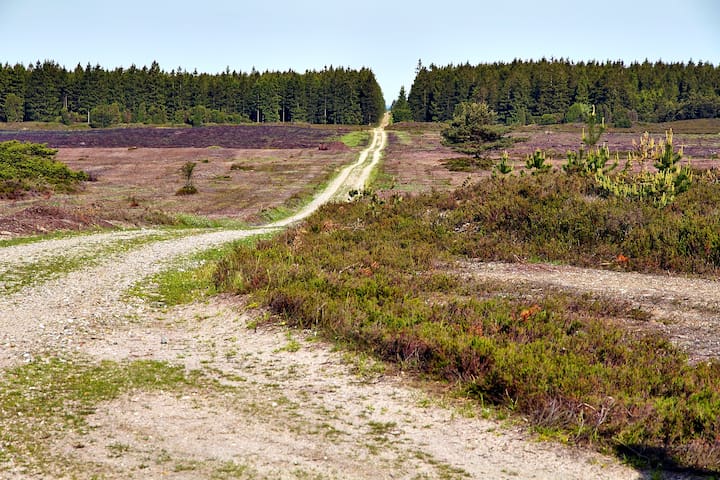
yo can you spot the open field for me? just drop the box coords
[386,120,720,184]
[382,123,486,192]
[0,124,361,235]
[0,124,357,149]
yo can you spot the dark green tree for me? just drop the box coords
[391,86,413,122]
[442,102,511,157]
[25,61,64,121]
[2,93,24,122]
[0,61,385,126]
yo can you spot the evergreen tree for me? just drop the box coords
[2,93,24,122]
[0,60,385,126]
[391,86,413,122]
[25,61,63,121]
[442,102,512,157]
[407,59,720,124]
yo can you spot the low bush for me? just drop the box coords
[214,172,720,471]
[442,156,494,172]
[0,140,88,198]
[450,172,720,274]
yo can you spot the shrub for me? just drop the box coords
[524,149,551,174]
[538,113,561,125]
[2,93,24,122]
[442,102,514,158]
[594,130,692,207]
[176,161,198,195]
[613,109,632,128]
[0,140,88,197]
[565,102,592,123]
[493,151,513,175]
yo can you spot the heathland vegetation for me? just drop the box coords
[405,59,720,125]
[211,115,720,472]
[0,61,385,126]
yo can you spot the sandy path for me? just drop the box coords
[0,118,391,365]
[0,229,162,272]
[50,300,646,480]
[269,114,388,227]
[459,261,720,361]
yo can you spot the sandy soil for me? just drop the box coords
[49,299,650,480]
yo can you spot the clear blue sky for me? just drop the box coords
[1,0,718,104]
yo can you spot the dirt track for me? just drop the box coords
[459,261,720,362]
[0,117,705,478]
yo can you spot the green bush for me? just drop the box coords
[0,140,89,197]
[442,102,514,158]
[613,109,632,128]
[538,113,561,125]
[565,102,592,123]
[450,172,720,274]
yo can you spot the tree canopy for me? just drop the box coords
[0,61,386,126]
[408,59,720,125]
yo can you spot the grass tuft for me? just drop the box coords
[339,130,370,148]
[0,357,204,473]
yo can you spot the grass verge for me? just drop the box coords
[0,230,200,294]
[128,234,273,306]
[171,213,248,229]
[0,230,190,294]
[212,177,720,473]
[339,130,371,148]
[0,357,207,475]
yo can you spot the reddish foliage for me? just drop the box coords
[0,125,353,150]
[520,304,541,321]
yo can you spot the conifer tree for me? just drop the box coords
[391,86,413,122]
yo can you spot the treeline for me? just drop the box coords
[405,59,720,125]
[0,61,386,126]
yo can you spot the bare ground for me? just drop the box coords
[49,299,649,480]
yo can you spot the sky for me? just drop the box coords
[1,0,718,104]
